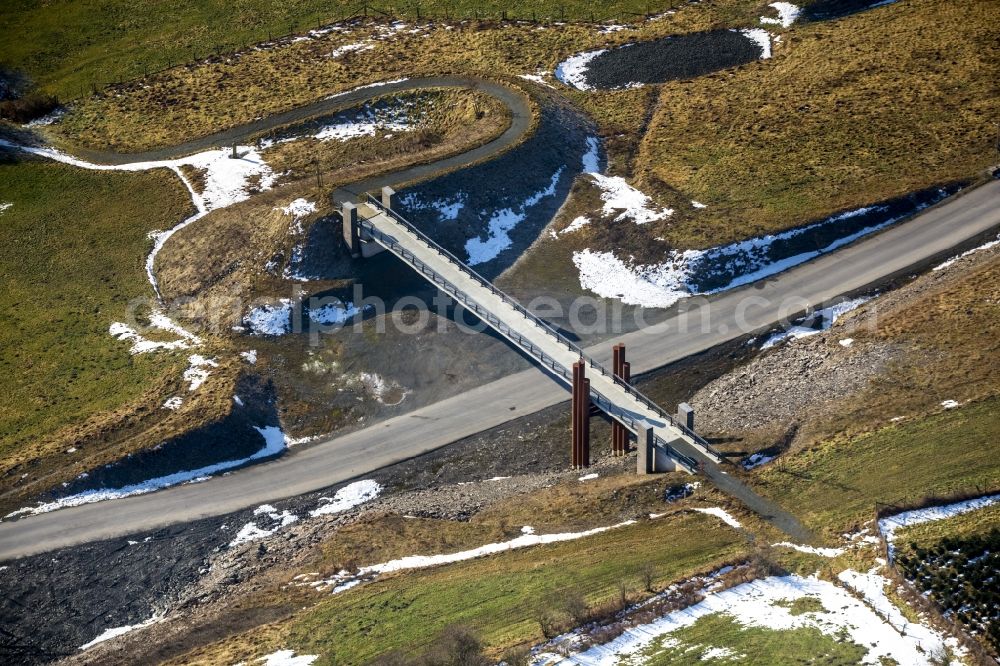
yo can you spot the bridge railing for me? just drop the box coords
[362,195,713,468]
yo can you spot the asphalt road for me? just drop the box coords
[2,175,996,560]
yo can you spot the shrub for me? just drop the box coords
[536,607,563,640]
[418,625,490,666]
[500,645,531,666]
[562,589,590,625]
[640,562,657,593]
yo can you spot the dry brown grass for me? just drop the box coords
[46,1,759,152]
[637,0,1000,249]
[258,88,510,181]
[807,249,1000,444]
[314,514,511,572]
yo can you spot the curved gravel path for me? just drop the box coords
[62,76,533,167]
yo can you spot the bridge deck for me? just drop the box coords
[357,198,722,473]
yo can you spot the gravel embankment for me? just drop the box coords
[584,30,762,89]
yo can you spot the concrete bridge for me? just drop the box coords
[341,189,726,474]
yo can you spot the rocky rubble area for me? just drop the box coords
[691,231,1000,442]
[691,328,900,434]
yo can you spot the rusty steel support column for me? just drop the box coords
[611,343,629,456]
[622,360,630,454]
[582,376,591,468]
[570,363,582,469]
[571,361,590,468]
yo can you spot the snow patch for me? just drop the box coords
[760,2,802,27]
[325,78,410,101]
[0,202,12,214]
[838,567,962,658]
[279,198,317,219]
[666,482,700,502]
[940,399,960,409]
[739,28,772,59]
[589,173,673,225]
[79,615,160,650]
[312,118,411,142]
[109,322,191,354]
[241,349,258,364]
[573,191,908,308]
[400,193,467,221]
[365,521,633,575]
[310,479,383,517]
[878,493,1000,558]
[244,299,293,336]
[256,649,319,666]
[25,108,65,127]
[303,521,636,595]
[183,354,218,391]
[229,503,299,547]
[760,297,870,349]
[465,168,564,265]
[557,216,591,236]
[581,136,601,173]
[329,42,374,58]
[554,49,606,91]
[518,72,555,88]
[308,301,360,326]
[573,248,690,309]
[162,396,183,410]
[741,452,775,471]
[691,507,742,529]
[578,473,599,482]
[549,573,958,665]
[700,646,741,660]
[933,235,1000,270]
[108,309,201,354]
[4,425,288,519]
[772,541,845,557]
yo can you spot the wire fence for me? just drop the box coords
[870,498,998,663]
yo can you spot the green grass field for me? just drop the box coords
[165,510,745,665]
[0,157,190,478]
[639,613,868,665]
[289,516,738,663]
[0,0,687,101]
[754,398,1000,537]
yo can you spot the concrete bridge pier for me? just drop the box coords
[637,424,653,474]
[340,197,388,259]
[381,185,396,209]
[341,201,360,258]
